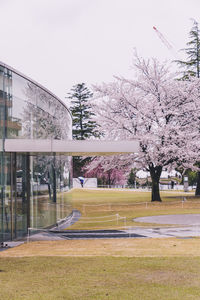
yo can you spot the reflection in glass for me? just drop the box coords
[30,155,72,229]
[10,75,71,140]
[0,65,72,242]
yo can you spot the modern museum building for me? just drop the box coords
[0,62,73,242]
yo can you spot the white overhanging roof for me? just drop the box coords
[4,139,139,156]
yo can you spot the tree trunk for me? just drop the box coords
[149,165,162,202]
[195,171,200,196]
[52,166,57,203]
[47,171,52,201]
[108,170,111,188]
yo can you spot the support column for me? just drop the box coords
[26,154,30,231]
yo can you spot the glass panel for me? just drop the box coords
[0,64,73,242]
[15,154,28,237]
[0,67,4,141]
[0,66,72,141]
[0,153,11,241]
[10,72,71,140]
[30,154,72,229]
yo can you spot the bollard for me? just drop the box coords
[124,217,127,228]
[116,214,119,225]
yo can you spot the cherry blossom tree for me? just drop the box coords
[91,55,200,201]
[85,155,127,187]
[175,19,200,196]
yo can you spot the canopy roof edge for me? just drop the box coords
[4,139,139,156]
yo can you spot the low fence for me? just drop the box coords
[82,197,200,213]
[95,185,196,191]
[26,197,200,242]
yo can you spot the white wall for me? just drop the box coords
[73,178,97,188]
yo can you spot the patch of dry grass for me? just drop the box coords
[1,189,200,299]
[0,256,200,299]
[1,238,200,257]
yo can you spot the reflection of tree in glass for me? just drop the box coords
[34,155,70,203]
[21,82,71,139]
[19,82,72,203]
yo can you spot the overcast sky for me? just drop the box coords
[0,0,200,105]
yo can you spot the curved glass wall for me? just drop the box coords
[0,63,72,242]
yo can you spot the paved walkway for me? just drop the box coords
[27,225,200,240]
[27,209,81,241]
[0,241,24,251]
[6,213,200,243]
[134,214,200,225]
[52,209,81,230]
[28,213,200,240]
[126,226,200,238]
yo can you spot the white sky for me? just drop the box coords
[0,0,200,105]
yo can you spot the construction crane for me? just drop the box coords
[153,26,173,50]
[153,26,179,59]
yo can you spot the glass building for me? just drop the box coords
[0,62,73,242]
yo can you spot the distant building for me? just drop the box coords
[136,170,182,187]
[73,178,97,188]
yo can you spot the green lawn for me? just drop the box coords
[1,188,200,300]
[0,256,200,299]
[69,188,200,229]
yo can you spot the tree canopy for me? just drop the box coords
[175,19,200,79]
[67,83,102,177]
[91,54,200,201]
[175,19,200,196]
[68,83,101,140]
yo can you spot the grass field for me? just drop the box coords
[1,256,200,299]
[69,188,200,229]
[1,188,200,299]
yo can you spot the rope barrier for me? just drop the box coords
[82,198,200,210]
[80,214,119,219]
[83,203,111,207]
[77,218,120,223]
[81,197,200,213]
[48,203,71,207]
[78,214,126,223]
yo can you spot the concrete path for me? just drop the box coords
[19,213,200,242]
[126,226,200,238]
[27,209,81,241]
[27,225,200,240]
[0,241,24,251]
[134,214,200,225]
[51,209,81,230]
